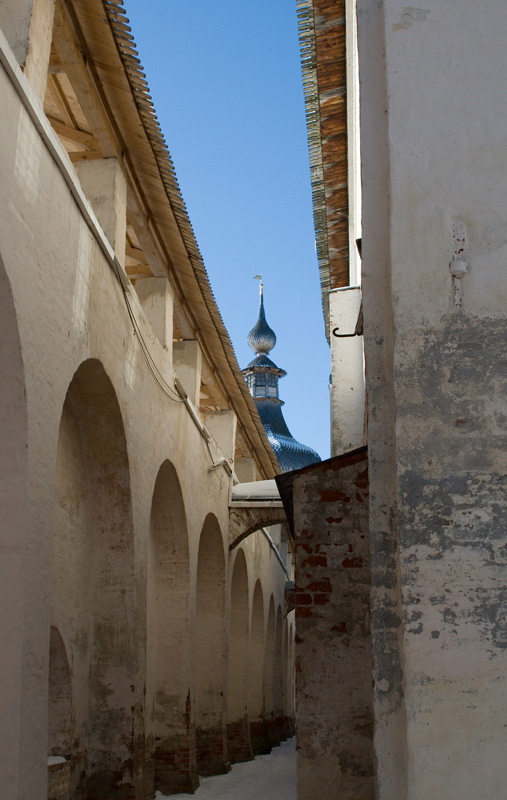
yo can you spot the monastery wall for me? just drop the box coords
[0,13,293,799]
[358,2,507,798]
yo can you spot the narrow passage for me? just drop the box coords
[157,739,296,800]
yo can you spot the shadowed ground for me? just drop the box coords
[157,738,296,800]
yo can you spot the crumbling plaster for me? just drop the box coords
[293,451,374,800]
[358,1,507,797]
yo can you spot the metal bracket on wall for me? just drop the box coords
[332,301,363,337]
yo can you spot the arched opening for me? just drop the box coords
[146,460,196,794]
[48,627,73,754]
[52,358,135,799]
[0,256,27,800]
[47,627,73,800]
[249,580,270,755]
[195,513,228,775]
[226,549,252,763]
[264,595,280,747]
[274,605,285,740]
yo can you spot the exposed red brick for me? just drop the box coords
[341,557,364,569]
[306,580,332,592]
[302,555,328,568]
[353,467,369,488]
[196,726,229,777]
[227,717,253,764]
[296,607,320,618]
[319,490,351,502]
[332,622,348,633]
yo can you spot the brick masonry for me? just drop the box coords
[195,724,231,777]
[153,732,199,795]
[292,448,375,800]
[264,712,281,748]
[226,715,253,763]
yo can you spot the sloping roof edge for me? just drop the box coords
[296,0,350,341]
[275,445,368,535]
[296,0,330,334]
[75,0,280,477]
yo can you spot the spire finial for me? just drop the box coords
[253,274,263,297]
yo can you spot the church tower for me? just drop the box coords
[242,279,321,473]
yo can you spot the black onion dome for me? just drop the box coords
[247,293,276,355]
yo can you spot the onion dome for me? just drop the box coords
[247,283,276,355]
[242,278,321,473]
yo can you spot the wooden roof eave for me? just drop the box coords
[296,0,350,342]
[65,0,279,478]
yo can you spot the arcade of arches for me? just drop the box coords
[48,359,295,800]
[0,3,295,797]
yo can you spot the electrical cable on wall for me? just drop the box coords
[113,260,234,476]
[112,258,183,403]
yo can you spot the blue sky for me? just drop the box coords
[124,0,331,460]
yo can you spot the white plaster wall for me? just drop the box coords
[329,286,364,455]
[0,45,289,798]
[358,2,507,798]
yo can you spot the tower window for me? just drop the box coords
[267,373,278,397]
[255,373,266,397]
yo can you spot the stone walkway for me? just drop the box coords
[157,739,296,800]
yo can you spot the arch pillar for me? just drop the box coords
[274,605,286,741]
[226,550,253,763]
[282,618,295,738]
[0,257,27,799]
[249,581,271,755]
[264,596,280,748]
[194,515,230,776]
[47,627,73,800]
[146,461,197,796]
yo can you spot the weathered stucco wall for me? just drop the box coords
[0,30,292,799]
[358,1,507,797]
[293,450,374,800]
[329,286,365,455]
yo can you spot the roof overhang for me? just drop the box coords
[296,0,350,340]
[63,0,279,477]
